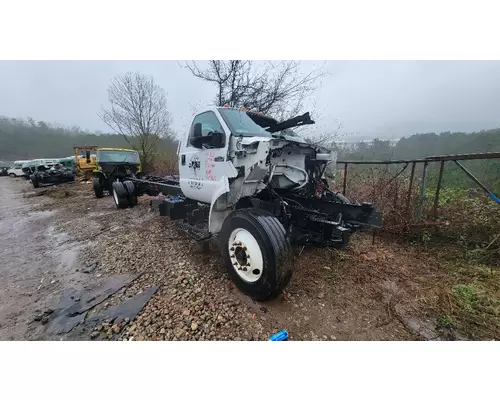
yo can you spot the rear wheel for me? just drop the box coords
[123,181,138,207]
[111,181,129,209]
[93,177,104,198]
[219,208,294,301]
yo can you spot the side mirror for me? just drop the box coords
[210,131,225,148]
[193,123,202,138]
[189,126,225,149]
[189,123,203,147]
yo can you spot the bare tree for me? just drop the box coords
[184,60,326,120]
[99,72,172,172]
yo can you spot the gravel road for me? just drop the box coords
[1,177,424,341]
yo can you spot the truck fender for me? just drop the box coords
[208,176,232,234]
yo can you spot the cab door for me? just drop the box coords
[179,110,230,204]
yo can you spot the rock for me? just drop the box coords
[159,328,165,334]
[317,293,325,299]
[41,316,49,324]
[191,322,198,331]
[90,331,100,339]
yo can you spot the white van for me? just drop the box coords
[8,159,59,178]
[7,160,30,177]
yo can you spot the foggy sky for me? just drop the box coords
[1,60,499,141]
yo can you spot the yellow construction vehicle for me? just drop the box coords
[73,146,98,179]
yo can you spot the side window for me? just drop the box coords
[187,111,225,146]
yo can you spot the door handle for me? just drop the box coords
[181,154,186,165]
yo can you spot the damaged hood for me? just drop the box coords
[271,130,307,144]
[239,134,307,147]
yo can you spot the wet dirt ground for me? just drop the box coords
[0,178,88,339]
[1,177,455,341]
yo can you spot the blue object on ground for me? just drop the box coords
[269,329,289,341]
[489,192,500,204]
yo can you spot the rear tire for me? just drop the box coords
[31,176,40,188]
[219,208,294,301]
[93,177,104,198]
[123,181,138,207]
[111,181,129,209]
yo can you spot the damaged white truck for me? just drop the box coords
[111,106,382,300]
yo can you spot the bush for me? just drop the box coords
[150,152,178,176]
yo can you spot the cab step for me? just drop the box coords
[174,221,212,242]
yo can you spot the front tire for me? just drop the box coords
[31,176,40,188]
[111,181,129,209]
[9,173,15,178]
[93,177,104,198]
[219,208,294,301]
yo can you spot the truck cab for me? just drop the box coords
[178,106,337,232]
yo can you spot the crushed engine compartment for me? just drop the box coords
[225,111,381,247]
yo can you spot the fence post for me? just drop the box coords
[417,161,429,220]
[432,160,445,219]
[342,163,348,195]
[406,161,416,216]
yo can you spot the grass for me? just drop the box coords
[447,277,500,339]
[452,284,483,313]
[435,314,457,336]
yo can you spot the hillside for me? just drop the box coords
[333,128,500,199]
[335,128,500,160]
[0,116,178,162]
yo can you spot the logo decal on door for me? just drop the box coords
[188,155,200,176]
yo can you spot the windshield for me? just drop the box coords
[218,108,272,138]
[97,150,140,163]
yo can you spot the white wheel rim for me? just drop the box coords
[228,228,264,283]
[112,187,119,204]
